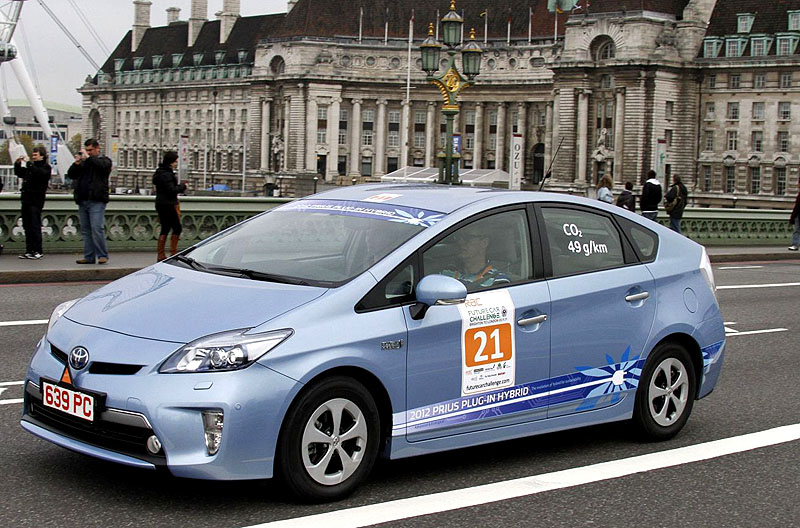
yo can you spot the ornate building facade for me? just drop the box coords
[79,0,800,207]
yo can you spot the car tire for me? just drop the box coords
[633,342,697,441]
[277,376,381,502]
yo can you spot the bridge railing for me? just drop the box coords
[0,193,794,252]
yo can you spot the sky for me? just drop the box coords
[2,0,288,109]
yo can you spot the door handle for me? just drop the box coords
[625,291,650,303]
[517,314,547,326]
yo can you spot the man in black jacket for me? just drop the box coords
[71,138,112,264]
[616,181,636,212]
[664,175,688,234]
[640,170,662,222]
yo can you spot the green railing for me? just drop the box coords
[0,193,794,253]
[0,194,290,253]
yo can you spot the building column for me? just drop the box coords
[474,102,483,169]
[327,97,341,181]
[613,87,626,183]
[400,99,410,168]
[549,89,559,177]
[496,102,506,171]
[577,89,591,184]
[517,102,527,140]
[545,100,553,172]
[260,98,271,171]
[305,95,318,171]
[282,96,290,171]
[375,98,388,176]
[425,101,436,167]
[349,98,362,176]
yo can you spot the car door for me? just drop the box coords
[404,207,551,442]
[536,204,656,418]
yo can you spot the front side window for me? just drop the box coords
[182,199,439,286]
[422,210,533,292]
[540,207,625,278]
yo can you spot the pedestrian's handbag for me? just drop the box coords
[665,188,681,213]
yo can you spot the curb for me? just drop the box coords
[708,253,800,263]
[0,268,141,285]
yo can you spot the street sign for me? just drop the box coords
[179,134,189,183]
[49,135,58,175]
[510,134,523,190]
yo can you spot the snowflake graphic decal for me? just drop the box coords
[390,209,445,228]
[574,346,642,411]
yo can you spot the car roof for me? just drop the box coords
[305,183,546,214]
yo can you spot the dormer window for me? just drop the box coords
[133,57,144,70]
[737,14,755,34]
[215,50,226,65]
[776,34,799,56]
[789,11,800,31]
[172,53,184,67]
[114,58,125,71]
[238,50,248,63]
[703,38,723,58]
[726,37,748,57]
[750,36,773,57]
[193,52,204,66]
[152,55,163,69]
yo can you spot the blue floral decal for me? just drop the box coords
[389,208,445,228]
[574,346,642,411]
[278,199,445,228]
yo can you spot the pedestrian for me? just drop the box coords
[14,146,51,259]
[640,170,662,222]
[596,174,614,204]
[789,184,800,251]
[664,174,688,234]
[71,138,112,264]
[152,151,187,261]
[616,181,636,212]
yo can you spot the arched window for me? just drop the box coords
[590,36,617,62]
[270,56,285,75]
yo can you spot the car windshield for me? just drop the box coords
[180,199,444,286]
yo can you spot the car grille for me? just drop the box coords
[23,382,165,465]
[50,344,144,375]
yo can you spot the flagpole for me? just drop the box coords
[359,6,363,43]
[484,8,488,44]
[528,6,532,44]
[385,8,389,45]
[461,9,465,44]
[406,10,413,104]
[435,9,439,40]
[507,11,511,45]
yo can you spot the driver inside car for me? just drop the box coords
[440,223,511,290]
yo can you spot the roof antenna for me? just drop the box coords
[538,136,564,191]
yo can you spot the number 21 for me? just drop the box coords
[473,328,504,363]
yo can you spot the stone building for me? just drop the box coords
[78,0,799,207]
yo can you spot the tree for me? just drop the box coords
[67,133,82,156]
[0,134,35,164]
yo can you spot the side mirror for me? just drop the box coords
[409,275,467,320]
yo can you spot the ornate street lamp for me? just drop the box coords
[419,0,482,185]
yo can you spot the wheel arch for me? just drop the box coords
[648,332,703,396]
[278,366,394,452]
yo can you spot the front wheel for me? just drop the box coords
[277,376,381,502]
[633,343,697,440]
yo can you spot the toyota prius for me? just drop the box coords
[21,184,725,501]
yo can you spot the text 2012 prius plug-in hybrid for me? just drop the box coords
[21,184,725,501]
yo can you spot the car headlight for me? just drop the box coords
[47,298,80,334]
[159,328,293,373]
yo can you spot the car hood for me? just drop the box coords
[63,264,327,343]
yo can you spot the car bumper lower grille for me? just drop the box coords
[23,381,166,466]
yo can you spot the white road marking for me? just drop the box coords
[717,282,800,290]
[718,265,763,270]
[0,381,24,387]
[0,399,23,405]
[724,328,788,337]
[0,320,48,327]
[246,424,800,528]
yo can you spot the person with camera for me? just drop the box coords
[664,174,688,234]
[152,151,187,261]
[71,138,112,264]
[14,146,51,259]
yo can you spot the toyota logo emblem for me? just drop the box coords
[69,346,90,370]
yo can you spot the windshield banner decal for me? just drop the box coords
[278,200,445,228]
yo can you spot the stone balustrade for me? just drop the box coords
[0,193,794,253]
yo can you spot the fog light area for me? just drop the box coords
[202,410,224,455]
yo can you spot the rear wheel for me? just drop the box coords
[633,343,696,440]
[277,376,380,501]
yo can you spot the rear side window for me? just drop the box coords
[617,216,659,262]
[540,207,625,277]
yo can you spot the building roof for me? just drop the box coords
[707,0,800,37]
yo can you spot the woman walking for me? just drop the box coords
[14,146,51,259]
[596,174,614,204]
[152,151,186,261]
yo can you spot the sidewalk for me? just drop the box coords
[0,246,797,284]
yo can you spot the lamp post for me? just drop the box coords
[419,0,482,185]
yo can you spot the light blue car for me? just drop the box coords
[21,184,725,501]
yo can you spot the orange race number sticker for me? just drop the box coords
[464,323,513,367]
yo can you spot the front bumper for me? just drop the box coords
[21,320,301,480]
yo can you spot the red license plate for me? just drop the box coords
[41,380,95,422]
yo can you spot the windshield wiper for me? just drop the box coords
[203,265,311,286]
[171,255,208,271]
